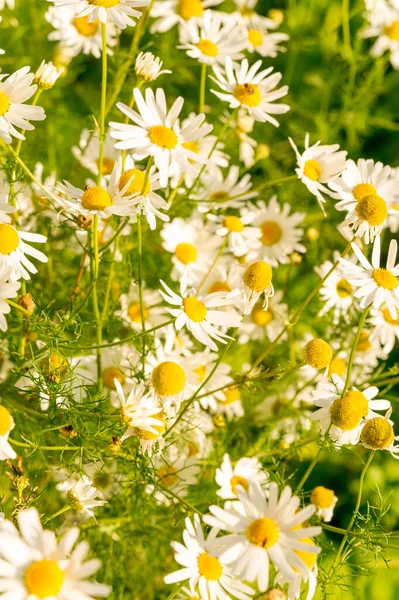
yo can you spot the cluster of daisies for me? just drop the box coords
[0,0,399,598]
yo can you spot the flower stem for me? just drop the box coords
[44,505,72,525]
[199,63,207,113]
[97,23,108,183]
[342,306,370,397]
[92,216,102,392]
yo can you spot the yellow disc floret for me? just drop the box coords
[128,301,149,323]
[303,159,322,181]
[330,390,369,430]
[197,39,218,57]
[373,268,399,290]
[151,361,186,396]
[303,338,333,369]
[183,296,207,322]
[81,186,112,211]
[149,125,178,149]
[260,221,282,245]
[294,538,318,570]
[210,190,230,203]
[385,20,399,41]
[251,304,273,326]
[383,307,399,325]
[233,84,261,107]
[355,194,387,226]
[157,465,178,487]
[0,405,12,436]
[135,412,165,440]
[197,552,223,581]
[0,91,10,116]
[246,517,279,548]
[208,281,231,294]
[0,224,19,255]
[24,560,65,598]
[311,486,335,508]
[74,16,99,36]
[353,183,377,201]
[336,279,352,298]
[119,168,151,196]
[243,261,273,292]
[230,475,249,495]
[360,416,395,449]
[248,29,263,47]
[224,216,244,232]
[102,366,125,390]
[175,242,198,265]
[328,357,346,379]
[357,331,371,352]
[222,386,240,404]
[89,0,119,6]
[177,0,203,19]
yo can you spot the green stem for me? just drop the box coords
[45,505,72,525]
[342,306,370,397]
[342,0,352,60]
[91,217,102,392]
[97,23,108,183]
[252,174,297,194]
[3,298,31,316]
[199,63,207,113]
[294,444,324,494]
[9,438,77,452]
[101,232,119,322]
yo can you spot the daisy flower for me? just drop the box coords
[211,57,289,125]
[216,453,269,501]
[0,507,111,599]
[0,66,46,142]
[360,409,399,457]
[310,486,338,522]
[178,10,247,66]
[194,165,258,212]
[312,374,391,445]
[233,0,277,30]
[245,26,289,57]
[0,266,21,331]
[238,289,288,344]
[118,283,166,331]
[249,196,306,266]
[164,514,255,600]
[239,260,274,314]
[204,481,321,592]
[339,236,399,319]
[147,447,200,506]
[216,385,245,421]
[234,111,257,168]
[72,129,119,176]
[110,87,212,187]
[0,404,16,460]
[49,0,150,29]
[361,4,399,69]
[57,475,107,518]
[46,5,118,58]
[211,211,261,258]
[33,61,63,90]
[151,0,224,33]
[315,254,355,323]
[135,51,171,82]
[370,304,399,353]
[159,274,242,352]
[146,344,188,412]
[185,347,233,410]
[0,223,47,281]
[289,134,347,213]
[274,542,318,600]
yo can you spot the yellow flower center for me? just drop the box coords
[96,156,115,175]
[135,412,165,440]
[49,352,67,373]
[330,390,369,430]
[294,538,318,570]
[385,20,399,41]
[248,29,263,47]
[177,0,203,19]
[243,261,273,292]
[0,405,12,436]
[230,475,249,495]
[210,190,230,203]
[303,338,333,369]
[0,91,11,116]
[197,39,218,57]
[102,366,125,390]
[194,364,207,382]
[246,517,279,548]
[119,168,151,196]
[373,268,398,290]
[311,486,335,509]
[233,84,261,107]
[0,224,19,255]
[128,301,149,323]
[260,221,283,245]
[383,306,399,325]
[303,159,322,181]
[197,552,223,581]
[182,140,199,153]
[328,357,346,379]
[224,216,244,232]
[356,194,387,226]
[208,281,231,294]
[89,0,119,7]
[24,560,65,598]
[353,183,377,201]
[175,242,198,265]
[357,331,371,352]
[251,304,273,326]
[183,296,207,322]
[81,186,112,211]
[151,361,186,396]
[73,16,99,36]
[157,465,178,487]
[221,385,240,404]
[336,278,352,298]
[149,125,178,149]
[360,417,394,449]
[240,6,255,17]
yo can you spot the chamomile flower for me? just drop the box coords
[216,385,245,420]
[195,165,258,212]
[0,66,46,142]
[310,486,338,522]
[0,405,16,460]
[179,10,247,66]
[250,196,306,266]
[118,283,166,331]
[185,348,233,410]
[49,0,150,29]
[204,481,321,592]
[239,260,274,314]
[147,447,200,506]
[147,351,188,412]
[110,87,212,187]
[362,5,399,69]
[289,134,347,213]
[0,266,21,331]
[238,289,288,344]
[211,212,261,258]
[159,275,242,352]
[0,507,111,599]
[151,0,224,33]
[370,304,399,353]
[46,5,118,58]
[216,453,269,501]
[164,514,255,600]
[360,410,399,457]
[312,374,391,445]
[72,129,119,176]
[234,110,257,168]
[33,60,63,89]
[0,223,47,281]
[233,0,277,30]
[274,542,318,600]
[245,23,288,57]
[339,236,399,318]
[135,51,171,82]
[315,254,355,323]
[211,57,289,125]
[57,475,107,518]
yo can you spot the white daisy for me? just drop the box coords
[0,404,16,460]
[110,87,212,187]
[194,165,258,212]
[185,347,233,411]
[211,211,261,258]
[57,475,107,518]
[315,254,355,323]
[211,57,289,125]
[147,447,200,506]
[234,110,257,168]
[164,514,255,600]
[159,274,242,351]
[233,0,278,30]
[0,66,46,142]
[72,128,120,176]
[289,134,347,213]
[361,4,399,69]
[151,0,224,33]
[216,453,269,501]
[49,0,150,29]
[312,374,391,445]
[370,304,399,353]
[339,236,399,319]
[360,409,399,457]
[0,223,47,281]
[245,25,288,57]
[238,289,288,344]
[135,51,171,82]
[0,265,21,331]
[0,507,111,599]
[216,385,246,421]
[239,260,274,314]
[146,343,188,412]
[204,481,321,592]
[310,486,338,523]
[274,546,318,600]
[118,283,166,331]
